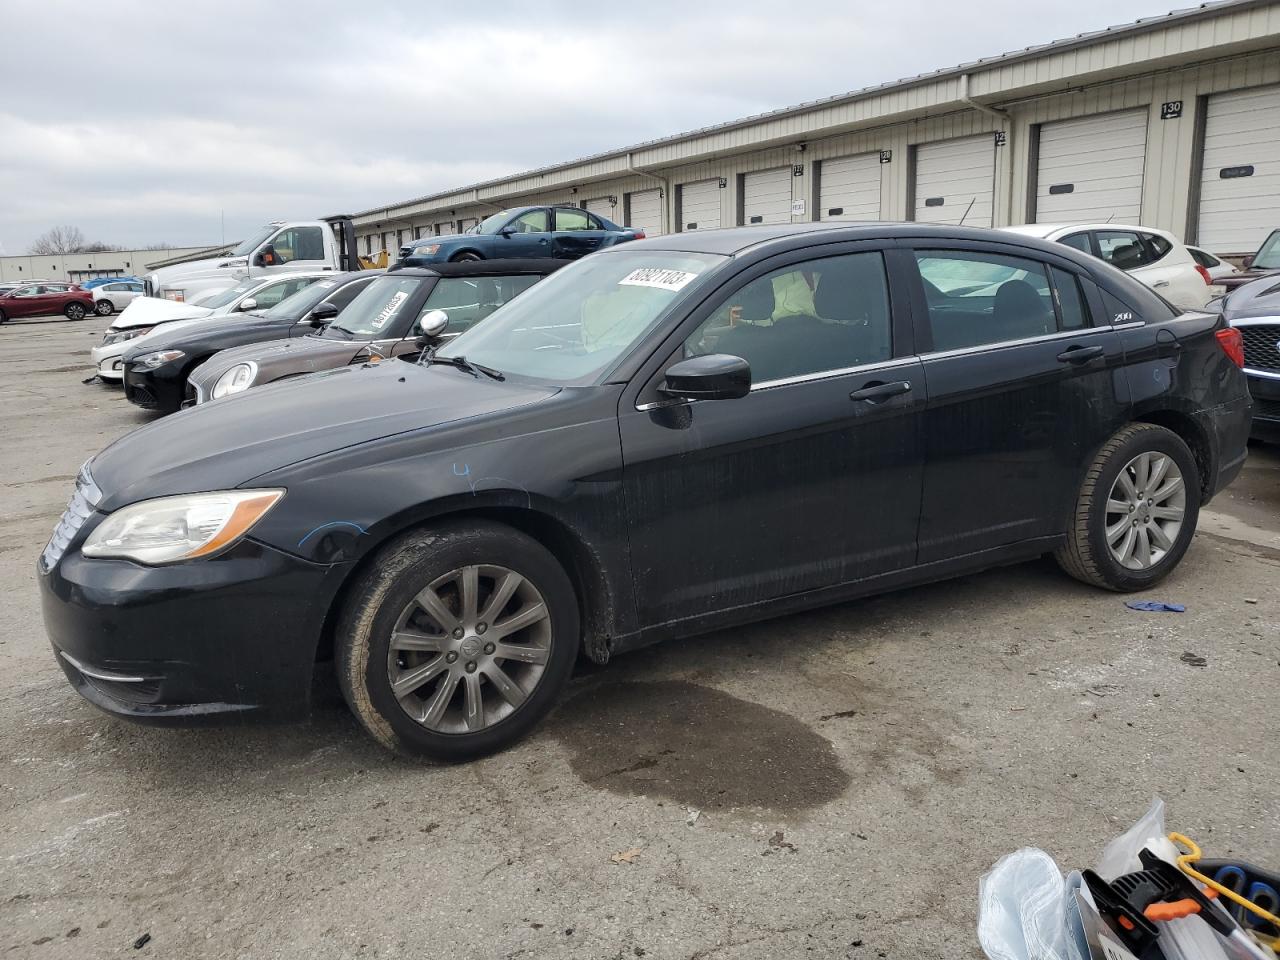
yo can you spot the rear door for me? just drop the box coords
[551,208,608,258]
[619,244,925,627]
[905,241,1129,562]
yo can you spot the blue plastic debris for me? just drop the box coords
[1125,600,1186,613]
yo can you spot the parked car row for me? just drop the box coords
[41,221,1251,763]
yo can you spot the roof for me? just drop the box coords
[354,0,1267,221]
[1003,223,1178,238]
[387,258,568,277]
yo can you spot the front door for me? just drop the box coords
[5,285,42,317]
[905,242,1130,562]
[498,209,553,258]
[619,246,925,628]
[261,225,329,275]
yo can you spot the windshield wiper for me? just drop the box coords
[426,354,505,381]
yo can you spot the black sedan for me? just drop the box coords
[186,260,561,405]
[39,223,1251,761]
[1220,273,1280,440]
[121,271,381,413]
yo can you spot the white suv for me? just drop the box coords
[1003,223,1218,311]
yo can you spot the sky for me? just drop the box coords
[0,0,1188,253]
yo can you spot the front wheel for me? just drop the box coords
[95,299,114,316]
[450,251,483,262]
[337,520,580,761]
[1056,423,1200,591]
[64,303,87,321]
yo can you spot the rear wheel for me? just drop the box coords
[95,299,113,316]
[337,520,579,761]
[1056,423,1200,591]
[64,303,87,321]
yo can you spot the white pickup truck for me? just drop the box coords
[146,215,363,302]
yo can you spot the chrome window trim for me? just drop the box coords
[919,325,1106,361]
[1111,320,1146,330]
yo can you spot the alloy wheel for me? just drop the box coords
[95,300,113,316]
[386,564,552,733]
[66,304,86,320]
[1104,451,1185,570]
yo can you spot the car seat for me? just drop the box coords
[991,279,1053,341]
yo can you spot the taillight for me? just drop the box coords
[1195,264,1213,285]
[1216,327,1245,368]
[632,230,645,239]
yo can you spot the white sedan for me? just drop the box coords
[90,272,330,381]
[1002,223,1219,311]
[89,279,146,316]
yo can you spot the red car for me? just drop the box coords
[0,281,96,323]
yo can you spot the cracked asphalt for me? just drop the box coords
[2,316,1278,959]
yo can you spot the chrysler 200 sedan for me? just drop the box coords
[39,223,1251,761]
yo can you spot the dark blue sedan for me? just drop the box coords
[399,205,643,265]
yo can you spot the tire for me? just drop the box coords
[450,251,483,262]
[64,302,87,321]
[95,299,114,316]
[336,519,580,762]
[1055,423,1200,592]
[0,309,6,325]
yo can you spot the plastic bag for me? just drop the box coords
[1095,796,1166,881]
[978,848,1074,960]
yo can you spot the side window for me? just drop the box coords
[1142,232,1172,260]
[46,284,69,293]
[509,210,549,233]
[587,212,608,230]
[418,274,541,333]
[270,226,325,264]
[554,208,592,232]
[1096,231,1153,270]
[1050,267,1089,330]
[128,283,145,293]
[1059,233,1093,255]
[683,252,892,384]
[914,250,1057,350]
[13,286,38,297]
[253,278,309,308]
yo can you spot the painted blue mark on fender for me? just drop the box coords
[297,520,368,548]
[452,463,471,477]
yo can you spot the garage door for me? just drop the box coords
[913,135,995,227]
[584,197,616,222]
[679,179,721,232]
[819,153,881,220]
[1035,110,1147,223]
[741,167,792,225]
[434,220,453,236]
[626,189,663,236]
[458,217,479,232]
[1197,84,1280,254]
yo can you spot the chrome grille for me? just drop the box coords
[1238,322,1280,373]
[41,463,102,572]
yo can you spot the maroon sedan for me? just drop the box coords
[0,282,96,323]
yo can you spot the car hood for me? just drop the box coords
[87,359,558,509]
[113,296,214,329]
[1223,273,1280,321]
[122,315,292,360]
[190,332,365,388]
[147,256,247,289]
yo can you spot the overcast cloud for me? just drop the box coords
[0,0,1183,252]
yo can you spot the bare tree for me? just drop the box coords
[29,225,87,256]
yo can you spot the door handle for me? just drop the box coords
[1057,344,1105,364]
[849,380,911,402]
[1153,280,1170,288]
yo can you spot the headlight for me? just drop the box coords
[411,244,440,256]
[212,361,257,399]
[102,325,154,346]
[81,489,284,564]
[132,349,184,368]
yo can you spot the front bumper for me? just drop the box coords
[40,534,350,724]
[122,361,185,413]
[89,342,126,381]
[1246,372,1280,442]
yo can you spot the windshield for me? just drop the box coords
[475,211,516,235]
[263,277,342,319]
[437,251,727,384]
[327,275,425,338]
[1255,230,1280,270]
[230,224,279,257]
[201,282,255,309]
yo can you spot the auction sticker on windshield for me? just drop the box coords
[618,268,699,291]
[370,291,409,330]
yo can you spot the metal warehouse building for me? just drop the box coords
[354,0,1280,260]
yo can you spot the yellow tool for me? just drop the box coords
[1170,832,1280,955]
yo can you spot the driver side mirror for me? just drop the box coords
[308,301,339,326]
[253,244,278,267]
[660,354,751,402]
[415,309,449,347]
[499,226,517,237]
[1243,254,1255,268]
[237,297,258,312]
